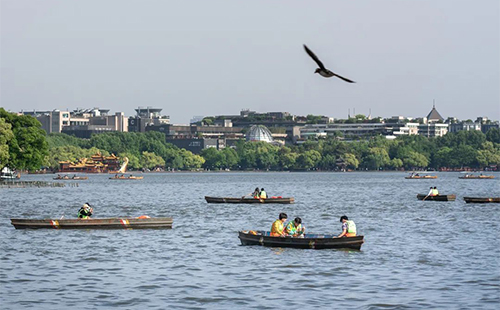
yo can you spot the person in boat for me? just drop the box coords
[252,187,260,198]
[270,213,288,237]
[433,187,439,196]
[78,203,93,219]
[285,217,305,237]
[337,215,356,238]
[427,186,435,197]
[260,188,267,199]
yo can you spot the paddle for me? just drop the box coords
[422,194,430,201]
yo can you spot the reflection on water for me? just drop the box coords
[1,172,499,309]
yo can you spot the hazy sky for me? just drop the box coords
[1,0,499,123]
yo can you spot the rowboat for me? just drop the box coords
[463,197,500,203]
[458,175,495,179]
[109,175,144,180]
[205,196,294,204]
[405,175,437,179]
[10,217,173,229]
[53,176,88,180]
[238,231,364,250]
[417,194,456,201]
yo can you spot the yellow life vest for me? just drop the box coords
[346,220,357,235]
[271,219,284,235]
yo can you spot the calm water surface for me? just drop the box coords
[1,172,499,309]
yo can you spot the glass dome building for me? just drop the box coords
[246,125,274,143]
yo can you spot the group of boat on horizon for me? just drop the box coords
[405,172,495,179]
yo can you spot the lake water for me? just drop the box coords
[1,172,499,309]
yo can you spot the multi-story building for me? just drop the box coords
[128,107,170,132]
[20,110,70,134]
[20,108,128,137]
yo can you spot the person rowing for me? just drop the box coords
[78,203,93,219]
[259,188,267,199]
[336,215,356,238]
[285,217,306,237]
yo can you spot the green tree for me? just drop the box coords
[0,108,49,171]
[363,147,391,170]
[296,150,321,170]
[0,118,14,168]
[400,151,429,169]
[486,128,500,144]
[342,153,359,169]
[140,151,166,169]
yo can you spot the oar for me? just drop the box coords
[422,194,430,201]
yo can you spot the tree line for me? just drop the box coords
[1,108,499,172]
[201,130,500,171]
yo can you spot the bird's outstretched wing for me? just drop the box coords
[303,44,325,70]
[333,73,355,83]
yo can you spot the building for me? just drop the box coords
[21,110,70,134]
[145,123,244,153]
[59,153,121,173]
[425,104,444,123]
[418,123,448,137]
[21,108,128,137]
[128,107,170,132]
[299,122,406,140]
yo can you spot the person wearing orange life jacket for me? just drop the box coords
[337,215,356,237]
[270,213,287,237]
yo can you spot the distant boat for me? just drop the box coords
[11,217,173,229]
[238,231,364,250]
[458,174,494,179]
[109,175,144,180]
[463,197,500,203]
[1,167,20,180]
[53,175,88,180]
[205,196,294,204]
[406,173,437,179]
[417,194,456,201]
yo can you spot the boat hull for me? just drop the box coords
[205,196,294,204]
[238,231,364,250]
[458,176,494,179]
[11,217,173,229]
[417,194,456,201]
[405,176,437,179]
[109,177,144,180]
[463,197,500,203]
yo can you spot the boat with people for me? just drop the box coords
[458,174,495,179]
[417,194,456,201]
[10,217,173,229]
[405,173,437,179]
[463,197,500,204]
[238,230,364,250]
[53,175,88,180]
[109,174,144,180]
[1,167,20,180]
[205,196,294,204]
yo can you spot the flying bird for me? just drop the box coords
[303,44,355,83]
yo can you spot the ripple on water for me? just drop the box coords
[1,172,499,309]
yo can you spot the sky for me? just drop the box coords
[1,0,499,124]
